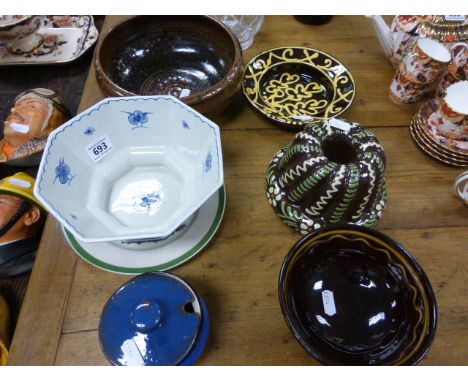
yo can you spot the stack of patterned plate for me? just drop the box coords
[410,99,468,167]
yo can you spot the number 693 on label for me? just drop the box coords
[86,135,114,162]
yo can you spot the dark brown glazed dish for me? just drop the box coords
[95,16,243,115]
[278,225,437,365]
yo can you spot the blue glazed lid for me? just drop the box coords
[99,272,207,366]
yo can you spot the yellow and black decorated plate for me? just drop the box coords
[242,46,355,128]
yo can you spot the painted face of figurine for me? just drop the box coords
[3,97,51,147]
[0,194,23,228]
[0,88,69,163]
[0,193,41,244]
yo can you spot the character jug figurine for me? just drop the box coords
[0,88,70,166]
[0,172,47,278]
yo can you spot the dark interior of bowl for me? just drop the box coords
[99,16,236,97]
[259,63,334,107]
[282,233,434,365]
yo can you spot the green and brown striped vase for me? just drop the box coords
[266,120,387,235]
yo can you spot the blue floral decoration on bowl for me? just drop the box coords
[140,192,161,211]
[122,110,152,129]
[84,127,95,136]
[203,151,212,174]
[54,157,76,186]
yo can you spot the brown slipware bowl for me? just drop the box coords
[278,224,438,365]
[94,16,243,115]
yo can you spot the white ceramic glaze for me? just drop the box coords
[0,15,39,39]
[418,38,452,63]
[445,81,468,115]
[0,16,31,28]
[434,81,468,140]
[0,16,98,65]
[34,95,223,242]
[62,186,226,274]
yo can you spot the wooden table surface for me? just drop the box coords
[7,16,468,366]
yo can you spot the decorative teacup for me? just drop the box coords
[431,81,468,140]
[454,171,468,206]
[0,15,43,54]
[389,69,433,104]
[449,42,468,78]
[436,43,468,97]
[400,37,452,84]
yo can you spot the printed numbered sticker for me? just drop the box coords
[120,339,145,366]
[179,88,191,98]
[86,135,113,162]
[322,290,337,316]
[329,118,352,132]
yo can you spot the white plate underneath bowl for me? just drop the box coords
[62,185,226,274]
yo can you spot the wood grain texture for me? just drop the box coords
[6,218,77,365]
[8,15,468,366]
[57,226,467,365]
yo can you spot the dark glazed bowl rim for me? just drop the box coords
[278,224,438,366]
[94,15,242,102]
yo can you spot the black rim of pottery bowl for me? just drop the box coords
[95,15,242,102]
[278,224,438,366]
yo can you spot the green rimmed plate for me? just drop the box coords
[242,46,355,129]
[62,186,226,274]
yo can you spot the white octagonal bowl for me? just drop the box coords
[34,96,223,242]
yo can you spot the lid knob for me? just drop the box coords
[129,299,162,333]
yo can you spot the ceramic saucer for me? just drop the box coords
[410,120,468,167]
[62,185,226,274]
[416,99,468,155]
[242,46,355,129]
[0,16,98,65]
[410,121,467,167]
[413,117,468,163]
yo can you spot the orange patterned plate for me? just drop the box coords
[410,120,468,167]
[413,117,468,163]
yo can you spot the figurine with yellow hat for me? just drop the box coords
[0,172,46,278]
[0,88,70,165]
